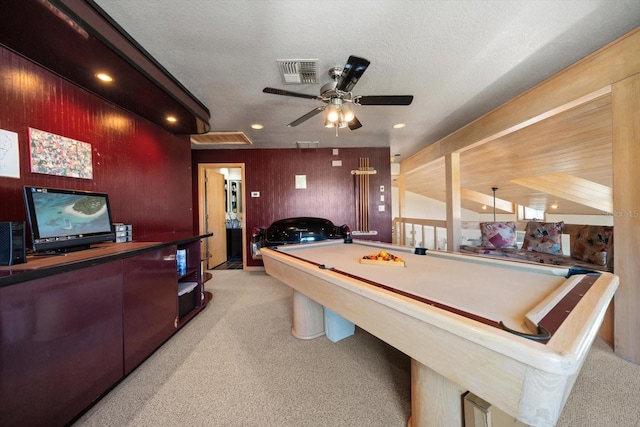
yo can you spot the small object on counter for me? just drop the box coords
[177,249,187,275]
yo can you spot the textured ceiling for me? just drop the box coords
[92,0,640,161]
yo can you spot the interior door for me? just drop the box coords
[205,170,227,269]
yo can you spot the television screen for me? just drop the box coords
[23,186,116,253]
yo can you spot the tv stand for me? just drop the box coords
[29,244,95,257]
[0,235,211,427]
[55,243,92,253]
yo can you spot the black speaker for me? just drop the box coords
[0,221,26,266]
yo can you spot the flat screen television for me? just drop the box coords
[23,186,116,253]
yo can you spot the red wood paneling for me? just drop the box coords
[192,148,392,266]
[0,46,193,240]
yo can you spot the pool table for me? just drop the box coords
[260,239,618,427]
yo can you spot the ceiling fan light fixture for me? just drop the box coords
[342,105,355,122]
[327,108,340,123]
[326,98,342,123]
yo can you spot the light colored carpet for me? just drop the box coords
[73,270,640,427]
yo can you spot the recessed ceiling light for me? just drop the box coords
[166,116,177,123]
[392,123,406,129]
[251,123,264,130]
[95,73,113,82]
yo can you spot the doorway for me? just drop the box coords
[197,163,246,270]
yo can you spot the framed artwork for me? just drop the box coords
[0,128,20,179]
[29,128,93,179]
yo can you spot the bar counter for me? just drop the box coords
[0,233,208,287]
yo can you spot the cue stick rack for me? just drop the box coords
[351,157,378,236]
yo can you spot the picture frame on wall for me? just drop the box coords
[29,127,93,179]
[0,128,20,179]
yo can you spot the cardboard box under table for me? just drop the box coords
[324,308,355,342]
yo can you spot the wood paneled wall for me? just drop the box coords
[0,46,193,241]
[191,148,392,267]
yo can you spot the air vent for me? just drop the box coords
[296,141,319,149]
[277,59,319,84]
[190,132,252,147]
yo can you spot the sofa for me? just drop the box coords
[459,221,614,272]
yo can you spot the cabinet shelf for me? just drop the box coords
[175,239,209,325]
[177,268,199,280]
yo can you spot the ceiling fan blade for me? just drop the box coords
[356,95,414,105]
[287,106,325,127]
[263,87,320,100]
[336,56,370,92]
[348,115,362,130]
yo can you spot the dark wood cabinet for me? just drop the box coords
[123,246,178,374]
[0,236,209,427]
[0,261,124,427]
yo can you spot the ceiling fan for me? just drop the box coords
[263,55,413,132]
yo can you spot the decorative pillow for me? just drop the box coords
[479,222,517,249]
[522,221,564,254]
[571,225,613,266]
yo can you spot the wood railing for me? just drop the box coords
[391,217,447,248]
[392,218,593,253]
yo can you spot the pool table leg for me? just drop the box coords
[408,358,466,427]
[291,290,325,339]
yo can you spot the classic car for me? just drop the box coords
[251,217,351,260]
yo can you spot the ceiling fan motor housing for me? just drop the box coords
[320,80,338,99]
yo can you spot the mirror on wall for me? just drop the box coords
[226,180,241,215]
[223,167,242,229]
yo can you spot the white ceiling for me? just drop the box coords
[93,0,640,161]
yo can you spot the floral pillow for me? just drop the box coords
[571,225,613,266]
[479,222,517,249]
[522,221,564,254]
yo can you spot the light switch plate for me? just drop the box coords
[295,175,307,189]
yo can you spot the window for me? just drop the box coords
[520,205,545,221]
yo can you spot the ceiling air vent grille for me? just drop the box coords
[277,59,319,84]
[296,141,319,149]
[190,132,252,148]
